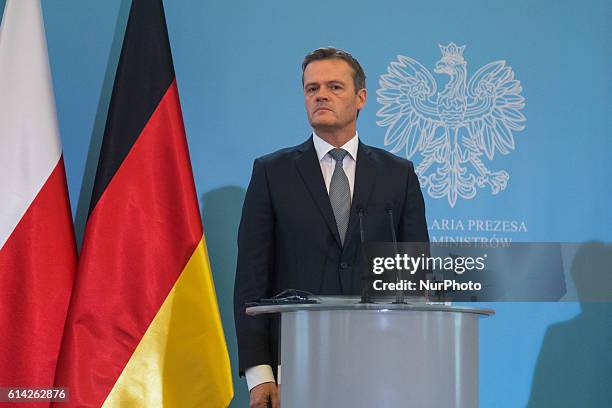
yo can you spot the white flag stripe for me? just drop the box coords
[0,0,62,250]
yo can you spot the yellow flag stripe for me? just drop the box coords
[102,236,233,407]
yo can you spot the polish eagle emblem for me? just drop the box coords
[376,43,526,207]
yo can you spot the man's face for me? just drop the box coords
[303,59,366,134]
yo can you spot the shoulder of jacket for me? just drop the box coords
[361,143,414,170]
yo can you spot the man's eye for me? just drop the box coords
[331,85,342,91]
[306,87,317,93]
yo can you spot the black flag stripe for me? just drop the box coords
[89,0,175,214]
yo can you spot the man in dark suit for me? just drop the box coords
[234,47,429,408]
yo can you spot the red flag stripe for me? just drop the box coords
[54,81,202,406]
[0,157,77,389]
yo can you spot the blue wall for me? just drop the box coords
[5,0,610,406]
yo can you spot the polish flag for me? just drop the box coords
[0,0,77,392]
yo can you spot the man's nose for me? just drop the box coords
[315,87,330,101]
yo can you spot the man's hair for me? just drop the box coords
[302,47,366,93]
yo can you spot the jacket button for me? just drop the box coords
[340,262,349,269]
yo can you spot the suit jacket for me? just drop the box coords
[233,136,429,376]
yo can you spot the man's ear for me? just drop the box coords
[356,88,367,110]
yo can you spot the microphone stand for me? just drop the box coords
[358,206,372,303]
[386,203,405,304]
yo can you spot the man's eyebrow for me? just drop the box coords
[304,79,346,87]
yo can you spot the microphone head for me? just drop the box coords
[385,201,394,212]
[356,204,366,214]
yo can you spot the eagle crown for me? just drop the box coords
[438,43,466,65]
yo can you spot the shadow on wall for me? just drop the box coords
[527,242,612,407]
[201,186,249,408]
[73,0,130,249]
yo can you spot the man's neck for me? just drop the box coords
[313,127,356,148]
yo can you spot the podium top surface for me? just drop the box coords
[246,296,494,317]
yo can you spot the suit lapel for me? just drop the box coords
[295,137,342,247]
[344,143,378,248]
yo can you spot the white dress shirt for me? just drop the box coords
[245,132,359,391]
[312,131,358,198]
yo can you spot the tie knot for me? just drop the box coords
[328,148,349,163]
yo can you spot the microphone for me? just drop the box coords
[357,205,366,245]
[385,201,404,304]
[356,205,372,303]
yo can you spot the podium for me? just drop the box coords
[247,299,494,408]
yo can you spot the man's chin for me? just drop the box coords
[309,117,337,128]
[310,123,338,133]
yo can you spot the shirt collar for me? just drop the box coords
[312,131,359,162]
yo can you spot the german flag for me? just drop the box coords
[53,1,233,406]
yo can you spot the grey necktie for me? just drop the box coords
[328,148,351,245]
